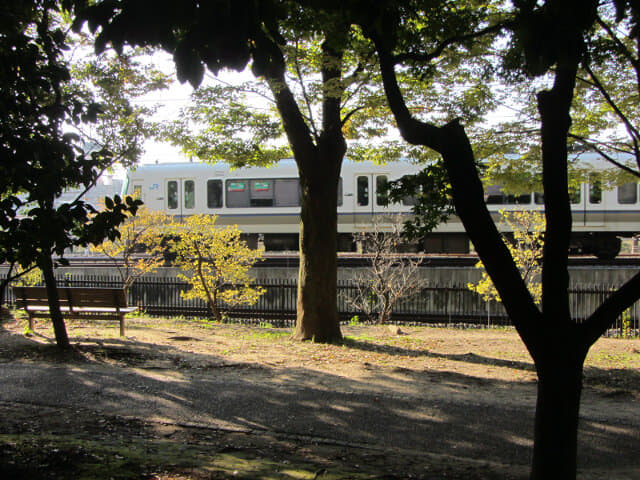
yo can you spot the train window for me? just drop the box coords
[376,176,388,206]
[167,181,178,210]
[569,184,581,204]
[589,176,601,204]
[274,179,300,207]
[207,180,223,208]
[510,193,531,204]
[357,176,369,206]
[226,177,342,207]
[617,182,638,204]
[534,193,544,204]
[402,196,417,206]
[485,185,504,204]
[250,179,273,207]
[184,180,195,209]
[226,180,250,207]
[133,185,142,198]
[484,186,529,204]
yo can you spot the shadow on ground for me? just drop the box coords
[0,317,638,479]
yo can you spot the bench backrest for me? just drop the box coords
[12,286,128,309]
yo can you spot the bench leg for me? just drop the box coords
[28,314,35,332]
[120,316,125,337]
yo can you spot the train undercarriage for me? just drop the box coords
[241,231,625,259]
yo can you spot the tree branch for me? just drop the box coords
[568,133,640,178]
[252,29,316,163]
[595,15,640,70]
[538,63,578,324]
[375,39,541,353]
[581,271,640,346]
[341,105,367,127]
[393,21,511,64]
[292,39,320,140]
[320,39,345,141]
[584,63,640,168]
[374,39,443,150]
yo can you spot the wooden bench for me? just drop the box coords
[12,286,138,336]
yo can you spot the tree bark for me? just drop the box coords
[530,339,586,480]
[294,158,342,341]
[255,30,345,342]
[40,254,70,349]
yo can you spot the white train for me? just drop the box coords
[122,156,640,258]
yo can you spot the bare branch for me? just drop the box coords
[393,21,511,65]
[568,133,640,178]
[292,39,320,140]
[583,64,640,170]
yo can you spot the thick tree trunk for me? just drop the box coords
[294,167,342,342]
[530,342,586,480]
[40,254,70,349]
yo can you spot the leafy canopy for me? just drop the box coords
[167,215,265,320]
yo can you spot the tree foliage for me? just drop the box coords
[468,210,545,305]
[0,0,142,347]
[90,203,171,290]
[383,162,454,241]
[352,0,640,477]
[70,0,494,342]
[167,215,265,323]
[67,38,172,165]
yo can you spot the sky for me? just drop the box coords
[132,51,258,166]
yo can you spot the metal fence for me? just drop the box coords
[3,274,639,336]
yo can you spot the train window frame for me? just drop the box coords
[569,184,582,204]
[225,177,344,208]
[184,180,195,210]
[226,180,250,207]
[274,178,300,207]
[485,185,531,205]
[250,179,274,207]
[588,175,602,204]
[376,175,388,206]
[207,179,223,208]
[617,182,638,205]
[167,180,178,210]
[357,176,369,206]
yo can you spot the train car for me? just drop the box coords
[123,160,423,251]
[122,156,640,258]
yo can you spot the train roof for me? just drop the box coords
[126,152,637,179]
[126,159,424,177]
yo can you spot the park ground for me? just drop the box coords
[0,313,639,479]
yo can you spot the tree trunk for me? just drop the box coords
[530,343,586,480]
[0,262,15,308]
[294,166,342,342]
[40,254,70,349]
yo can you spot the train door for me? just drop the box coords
[354,173,390,227]
[586,175,605,226]
[572,176,605,227]
[131,183,143,202]
[165,178,196,217]
[166,178,181,215]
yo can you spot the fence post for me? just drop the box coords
[486,299,490,327]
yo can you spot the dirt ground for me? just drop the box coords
[1,313,639,479]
